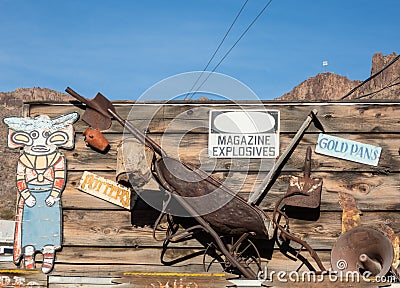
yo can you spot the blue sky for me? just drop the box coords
[0,0,398,100]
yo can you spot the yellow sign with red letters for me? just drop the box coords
[78,171,132,209]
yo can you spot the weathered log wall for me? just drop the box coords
[1,101,399,287]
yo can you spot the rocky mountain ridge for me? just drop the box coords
[277,52,399,101]
[0,87,73,109]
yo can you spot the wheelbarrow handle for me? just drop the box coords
[247,109,321,206]
[107,108,167,158]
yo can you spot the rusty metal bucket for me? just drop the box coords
[283,146,322,221]
[331,226,394,277]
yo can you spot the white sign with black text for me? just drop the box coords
[208,110,280,158]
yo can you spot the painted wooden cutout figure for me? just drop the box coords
[3,112,79,274]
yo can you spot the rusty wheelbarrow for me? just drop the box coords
[66,87,326,279]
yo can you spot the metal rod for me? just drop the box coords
[107,109,167,157]
[247,109,318,206]
[168,192,257,279]
[65,87,110,119]
[273,193,326,271]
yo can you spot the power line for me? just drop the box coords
[185,0,249,100]
[187,0,274,99]
[340,54,400,100]
[354,75,400,100]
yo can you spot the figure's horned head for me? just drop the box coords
[3,112,80,155]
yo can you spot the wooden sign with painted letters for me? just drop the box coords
[315,133,382,166]
[78,171,133,209]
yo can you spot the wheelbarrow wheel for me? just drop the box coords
[203,235,262,277]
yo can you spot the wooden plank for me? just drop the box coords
[48,248,332,277]
[0,249,361,284]
[219,171,400,211]
[118,273,231,288]
[62,210,400,250]
[50,263,213,276]
[54,246,331,273]
[0,266,47,287]
[29,103,400,133]
[154,133,400,172]
[48,276,121,286]
[63,171,400,211]
[48,271,382,288]
[28,248,379,287]
[56,247,203,266]
[0,249,382,287]
[63,133,400,172]
[49,269,231,288]
[62,210,201,248]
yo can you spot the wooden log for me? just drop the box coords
[63,133,400,172]
[62,209,201,248]
[29,102,400,133]
[53,246,332,273]
[51,247,332,276]
[62,209,400,250]
[48,274,231,288]
[62,171,400,211]
[0,266,48,287]
[0,250,380,287]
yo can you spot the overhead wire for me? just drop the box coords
[185,0,249,100]
[353,75,400,100]
[340,54,400,100]
[186,0,274,100]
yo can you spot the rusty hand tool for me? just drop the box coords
[65,87,166,157]
[283,146,323,213]
[66,87,115,131]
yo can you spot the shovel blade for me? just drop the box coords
[92,92,116,114]
[81,93,116,130]
[284,176,322,221]
[82,107,112,130]
[284,176,322,209]
[283,146,323,220]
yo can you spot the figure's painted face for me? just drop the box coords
[10,128,71,155]
[3,112,79,155]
